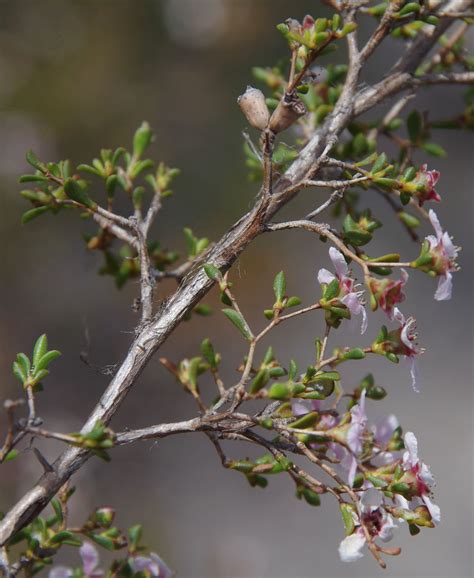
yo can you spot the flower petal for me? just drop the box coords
[374,414,399,446]
[291,399,313,417]
[341,292,367,334]
[422,494,441,525]
[347,455,358,488]
[394,494,410,511]
[403,432,419,468]
[360,488,383,512]
[442,232,457,260]
[420,463,435,486]
[49,567,73,578]
[434,271,452,301]
[428,209,443,240]
[150,553,174,578]
[379,514,397,542]
[407,356,420,393]
[80,542,100,575]
[338,531,366,562]
[130,556,160,577]
[317,268,335,286]
[329,247,348,278]
[393,307,405,326]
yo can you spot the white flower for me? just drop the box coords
[402,432,441,524]
[339,489,397,563]
[345,390,367,486]
[393,308,422,392]
[318,247,368,334]
[425,210,459,301]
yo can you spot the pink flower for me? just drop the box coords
[425,210,460,301]
[368,270,408,320]
[374,414,399,447]
[401,432,440,524]
[49,542,103,578]
[413,164,441,206]
[345,390,368,486]
[372,414,399,465]
[130,553,173,578]
[318,247,368,334]
[393,308,422,392]
[339,489,397,562]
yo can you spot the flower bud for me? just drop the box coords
[269,93,307,134]
[237,86,270,131]
[92,506,116,528]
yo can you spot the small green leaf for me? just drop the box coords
[19,174,49,183]
[422,142,446,157]
[250,369,270,394]
[50,531,74,544]
[77,163,102,176]
[374,177,398,189]
[200,338,217,368]
[32,369,50,383]
[407,110,422,143]
[16,353,31,376]
[21,206,51,224]
[288,359,298,381]
[26,150,45,171]
[4,449,19,462]
[371,152,387,174]
[222,309,253,340]
[183,227,197,257]
[267,382,291,400]
[342,348,366,360]
[33,334,48,368]
[51,499,64,524]
[340,503,356,535]
[263,309,274,320]
[89,533,115,551]
[263,346,274,365]
[195,238,209,255]
[323,278,340,300]
[403,166,417,181]
[399,211,420,228]
[273,271,286,303]
[128,524,142,549]
[301,487,321,507]
[35,350,61,373]
[339,21,357,37]
[365,474,387,488]
[409,523,421,535]
[286,296,301,308]
[133,122,152,158]
[203,263,221,281]
[12,361,27,384]
[64,178,96,208]
[398,2,421,17]
[315,371,340,382]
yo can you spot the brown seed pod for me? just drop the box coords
[268,92,307,134]
[237,86,270,131]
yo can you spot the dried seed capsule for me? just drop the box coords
[268,92,306,134]
[237,86,270,131]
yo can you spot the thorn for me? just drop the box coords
[32,447,55,473]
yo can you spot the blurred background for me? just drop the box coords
[0,1,472,577]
